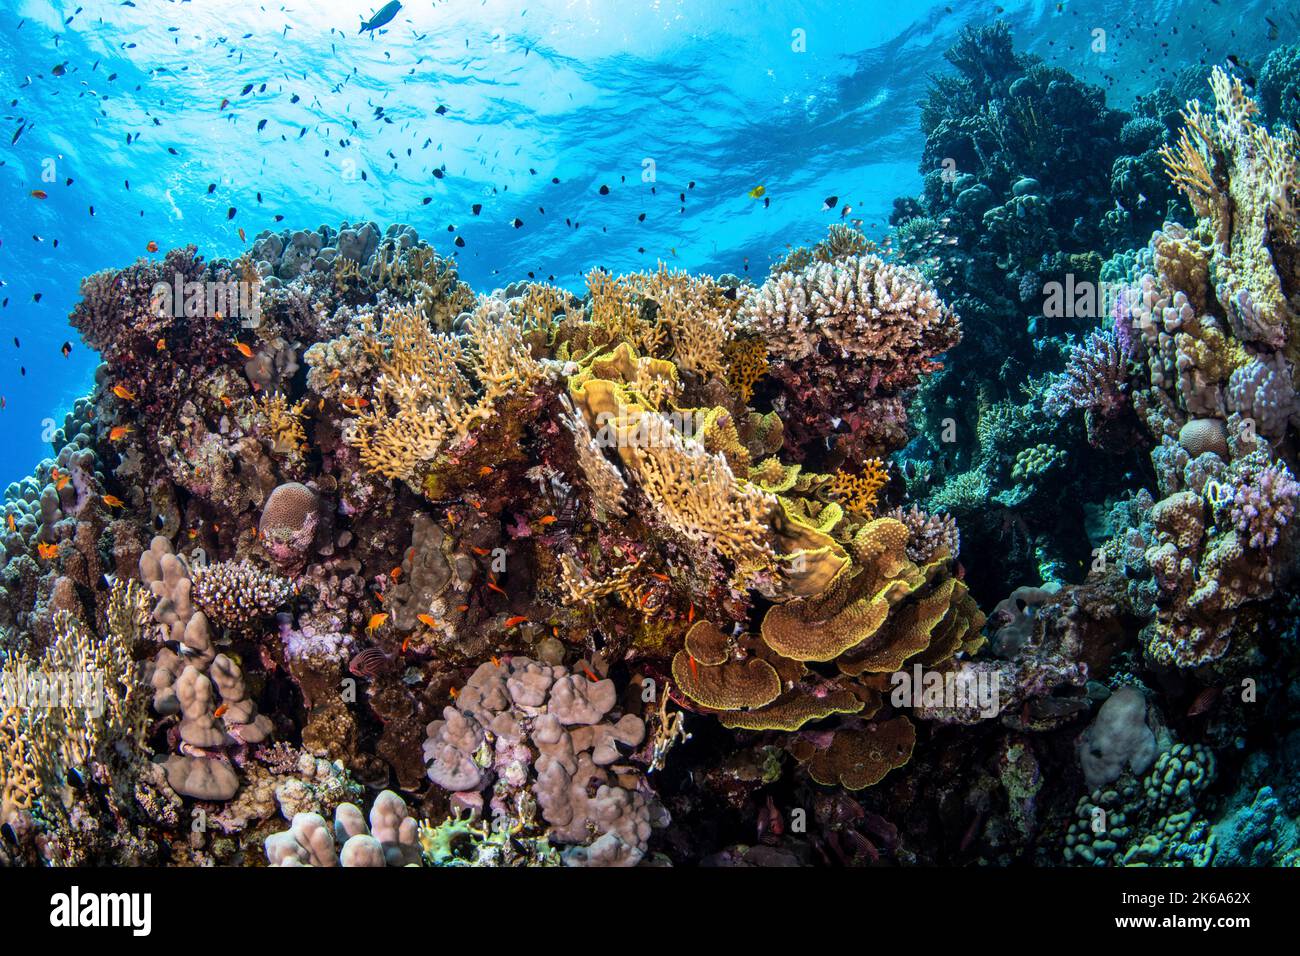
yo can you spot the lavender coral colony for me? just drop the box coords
[2,28,1300,873]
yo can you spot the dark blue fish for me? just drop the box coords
[359,1,401,34]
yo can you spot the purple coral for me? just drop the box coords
[1229,457,1299,549]
[1044,329,1131,446]
[886,504,961,562]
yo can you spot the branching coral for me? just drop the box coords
[315,301,548,483]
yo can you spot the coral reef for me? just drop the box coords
[4,27,1299,872]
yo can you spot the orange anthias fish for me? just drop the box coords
[365,612,388,635]
[101,494,125,508]
[146,241,158,253]
[416,613,439,628]
[36,542,60,560]
[341,396,369,410]
[5,513,14,532]
[391,566,402,581]
[478,466,493,477]
[580,664,601,683]
[233,341,255,359]
[109,424,133,442]
[50,468,70,491]
[214,704,229,719]
[401,637,411,654]
[486,581,507,597]
[503,615,528,628]
[30,189,48,200]
[470,546,490,556]
[112,384,137,401]
[688,655,699,679]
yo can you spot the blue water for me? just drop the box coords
[0,0,1289,487]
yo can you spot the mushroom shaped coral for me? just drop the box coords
[422,707,488,792]
[163,753,240,802]
[718,688,864,732]
[549,672,618,725]
[805,717,917,790]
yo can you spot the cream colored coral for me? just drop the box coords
[743,253,956,365]
[336,301,549,481]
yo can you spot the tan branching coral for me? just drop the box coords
[743,252,959,381]
[252,394,308,455]
[828,459,890,518]
[724,336,769,403]
[1158,67,1299,349]
[331,302,548,481]
[1,581,151,821]
[635,265,738,378]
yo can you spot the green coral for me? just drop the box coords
[1063,743,1217,867]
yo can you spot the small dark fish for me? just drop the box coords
[61,341,72,357]
[471,203,482,215]
[226,207,236,219]
[822,194,838,210]
[435,104,447,115]
[454,235,465,247]
[598,184,610,195]
[511,217,523,228]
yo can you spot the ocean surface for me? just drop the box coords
[0,0,1290,486]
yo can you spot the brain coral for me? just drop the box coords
[259,481,320,572]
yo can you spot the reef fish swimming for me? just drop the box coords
[359,1,401,34]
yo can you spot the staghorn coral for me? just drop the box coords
[743,244,960,462]
[1043,328,1131,446]
[191,559,293,629]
